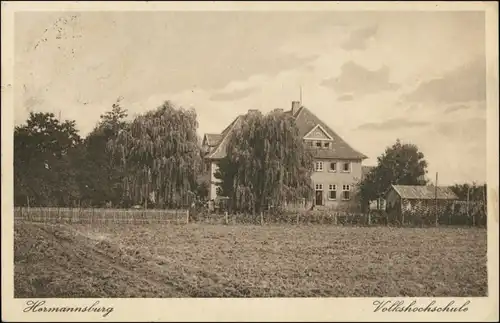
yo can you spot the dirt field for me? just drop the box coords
[14,222,488,297]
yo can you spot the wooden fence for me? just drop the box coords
[14,207,190,225]
[14,206,487,227]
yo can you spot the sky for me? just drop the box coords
[14,10,488,185]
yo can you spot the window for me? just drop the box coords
[342,185,351,200]
[323,142,330,148]
[329,162,337,172]
[328,184,337,200]
[315,184,323,190]
[205,161,211,172]
[308,141,314,147]
[342,162,351,172]
[315,141,322,148]
[314,161,324,172]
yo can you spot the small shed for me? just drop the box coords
[385,184,458,225]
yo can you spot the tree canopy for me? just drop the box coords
[108,101,201,208]
[76,97,129,207]
[14,112,82,206]
[450,182,487,202]
[358,139,428,209]
[214,109,313,213]
[14,99,204,209]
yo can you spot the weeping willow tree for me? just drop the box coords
[215,109,313,213]
[108,101,201,208]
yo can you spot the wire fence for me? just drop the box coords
[190,209,397,226]
[189,208,487,227]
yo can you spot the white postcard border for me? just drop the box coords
[1,1,498,322]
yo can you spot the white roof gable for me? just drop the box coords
[303,124,333,140]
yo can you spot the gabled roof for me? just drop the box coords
[293,106,367,160]
[205,115,243,160]
[204,134,222,146]
[390,185,458,200]
[204,104,368,161]
[303,124,334,140]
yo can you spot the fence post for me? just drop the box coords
[296,212,299,225]
[186,209,190,225]
[368,212,371,226]
[224,211,228,225]
[260,212,263,225]
[334,213,338,225]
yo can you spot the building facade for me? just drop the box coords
[202,101,368,209]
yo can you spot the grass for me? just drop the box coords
[14,222,488,298]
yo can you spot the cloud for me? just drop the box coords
[322,61,399,96]
[444,104,471,114]
[433,117,486,142]
[209,87,258,102]
[341,25,378,51]
[404,56,486,104]
[337,94,354,102]
[15,11,322,109]
[356,118,429,131]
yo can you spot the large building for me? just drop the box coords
[201,101,368,208]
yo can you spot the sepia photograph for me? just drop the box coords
[2,1,499,322]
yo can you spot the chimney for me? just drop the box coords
[291,101,301,116]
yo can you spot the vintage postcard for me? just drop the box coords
[1,1,499,322]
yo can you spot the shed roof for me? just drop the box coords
[391,185,458,200]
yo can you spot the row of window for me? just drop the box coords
[314,161,350,172]
[315,184,351,200]
[306,140,332,149]
[206,161,349,173]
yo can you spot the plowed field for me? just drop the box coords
[14,223,488,297]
